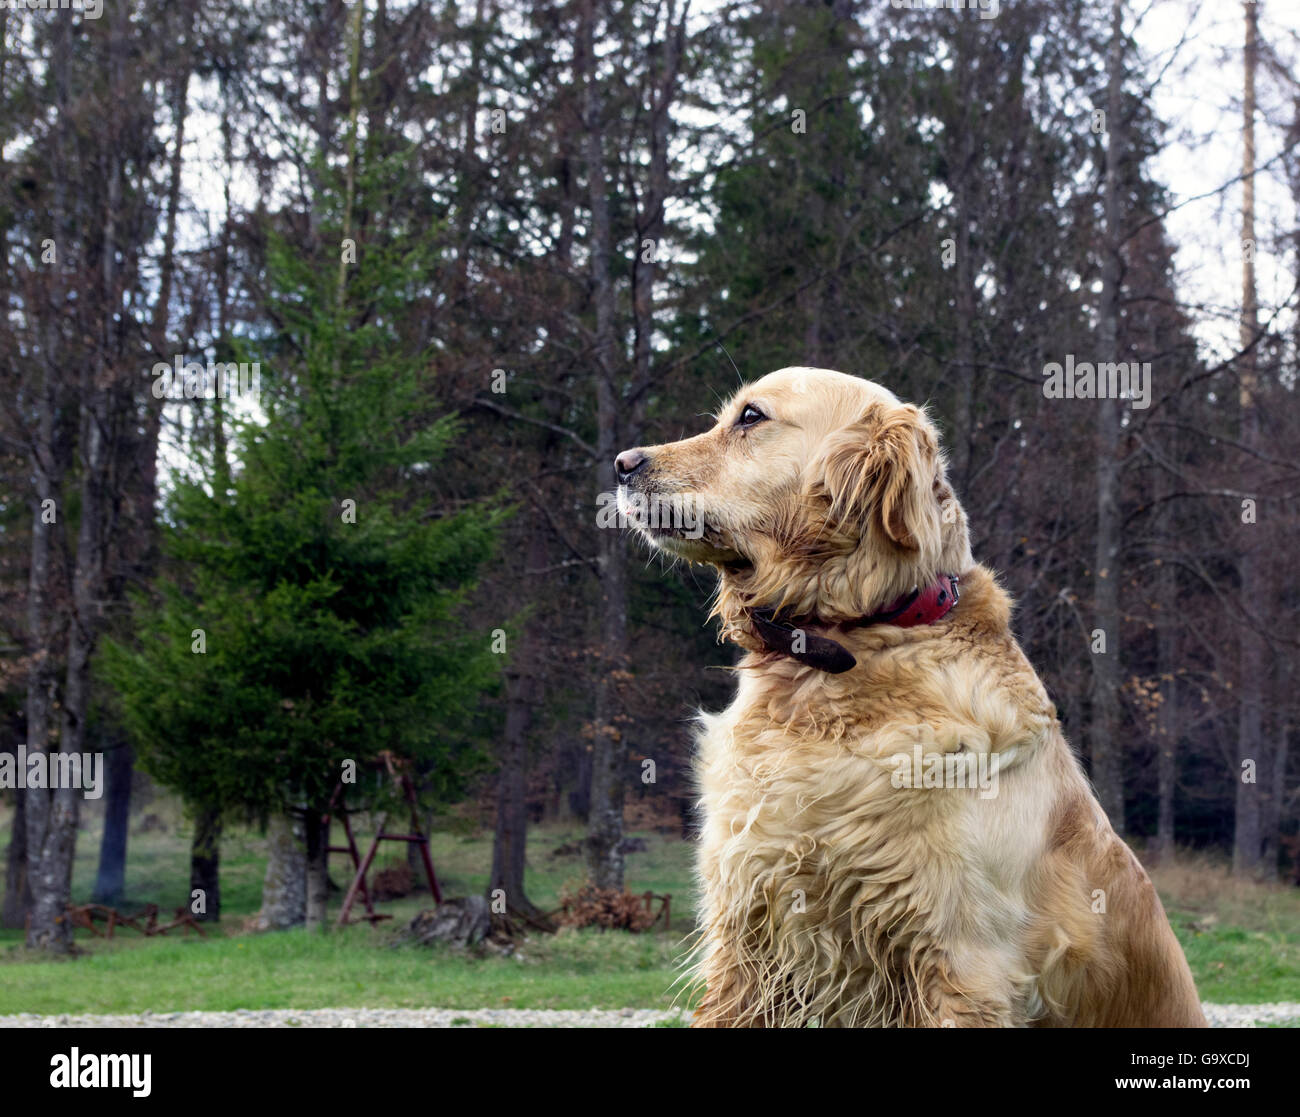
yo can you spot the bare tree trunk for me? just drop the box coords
[1088,0,1127,833]
[567,746,592,822]
[92,741,133,905]
[452,0,486,302]
[3,783,32,928]
[1154,561,1178,862]
[189,807,221,923]
[305,809,330,929]
[0,28,21,937]
[576,0,686,892]
[950,12,978,491]
[140,31,191,537]
[25,13,97,952]
[22,11,68,949]
[32,16,125,947]
[579,0,629,892]
[22,356,61,945]
[258,812,306,930]
[1233,0,1264,878]
[1262,718,1288,878]
[1152,397,1180,863]
[586,363,630,894]
[1259,559,1289,879]
[492,668,540,911]
[490,527,547,921]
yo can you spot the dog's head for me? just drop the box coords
[615,367,971,649]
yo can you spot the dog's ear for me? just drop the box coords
[813,403,942,552]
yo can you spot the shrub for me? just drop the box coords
[557,885,657,932]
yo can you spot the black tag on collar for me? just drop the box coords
[750,608,857,674]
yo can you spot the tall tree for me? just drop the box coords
[16,5,171,950]
[1233,0,1265,877]
[103,154,503,931]
[1089,0,1128,832]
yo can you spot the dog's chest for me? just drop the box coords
[692,681,1046,1025]
[694,697,962,912]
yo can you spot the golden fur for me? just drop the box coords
[617,366,1206,1028]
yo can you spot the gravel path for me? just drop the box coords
[1202,1003,1300,1028]
[0,1004,1295,1028]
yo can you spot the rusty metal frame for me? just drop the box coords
[330,752,442,926]
[64,902,208,939]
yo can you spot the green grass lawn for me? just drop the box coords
[0,924,695,1015]
[1145,848,1300,1005]
[0,797,699,1015]
[1,796,1296,1015]
[1174,923,1300,1004]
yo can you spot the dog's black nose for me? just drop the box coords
[615,448,648,484]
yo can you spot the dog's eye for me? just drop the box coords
[737,404,767,428]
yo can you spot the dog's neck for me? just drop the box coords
[745,573,961,674]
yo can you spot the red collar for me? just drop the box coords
[751,574,960,674]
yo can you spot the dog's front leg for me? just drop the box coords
[691,960,761,1028]
[911,998,1015,1028]
[908,962,1018,1028]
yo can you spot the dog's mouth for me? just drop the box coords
[617,484,742,563]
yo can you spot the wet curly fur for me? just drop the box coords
[617,366,1205,1028]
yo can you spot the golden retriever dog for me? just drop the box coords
[615,366,1205,1028]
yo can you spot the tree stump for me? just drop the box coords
[398,896,490,948]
